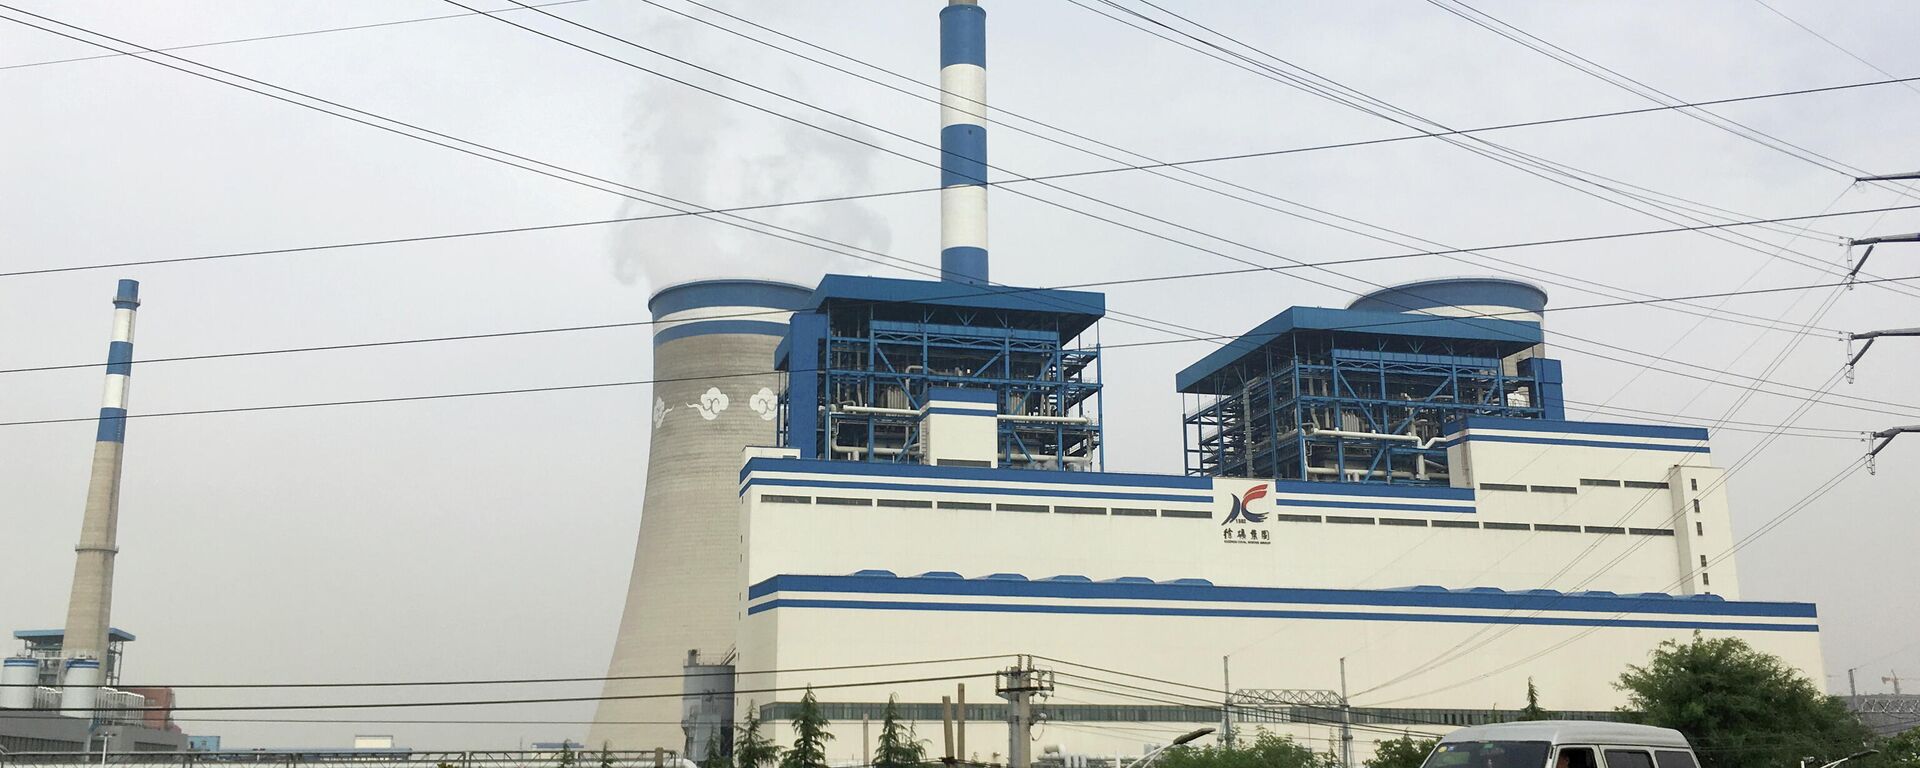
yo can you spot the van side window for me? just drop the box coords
[1604,750,1655,768]
[1654,751,1699,768]
[1556,748,1598,768]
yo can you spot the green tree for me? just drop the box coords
[873,696,928,768]
[558,744,578,768]
[699,730,729,768]
[1365,736,1437,768]
[1158,729,1334,768]
[779,690,834,768]
[736,702,783,768]
[1518,679,1550,722]
[1617,634,1870,768]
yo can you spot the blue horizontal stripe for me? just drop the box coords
[96,407,128,443]
[925,407,997,418]
[928,387,996,404]
[1265,478,1474,501]
[940,124,988,187]
[654,319,792,345]
[938,4,986,68]
[1446,416,1707,442]
[105,341,134,376]
[746,574,1817,618]
[742,476,1212,504]
[1273,498,1473,515]
[941,247,988,285]
[1447,435,1709,453]
[648,279,812,317]
[741,456,1213,490]
[746,598,1815,633]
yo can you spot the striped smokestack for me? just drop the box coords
[940,0,988,285]
[60,279,140,667]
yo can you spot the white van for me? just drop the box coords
[1421,721,1701,768]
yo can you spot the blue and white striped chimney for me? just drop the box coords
[59,279,139,670]
[939,0,989,285]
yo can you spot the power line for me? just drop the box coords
[0,653,1011,691]
[1749,0,1920,99]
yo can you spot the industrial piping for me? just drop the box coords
[940,0,988,285]
[59,279,140,712]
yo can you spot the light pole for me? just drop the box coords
[1124,728,1216,768]
[1802,750,1880,768]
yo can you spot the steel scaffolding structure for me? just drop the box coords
[779,276,1104,471]
[1178,309,1558,485]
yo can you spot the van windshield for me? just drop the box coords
[1421,741,1551,768]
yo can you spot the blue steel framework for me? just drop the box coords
[778,282,1103,471]
[1181,318,1560,484]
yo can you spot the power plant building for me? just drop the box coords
[590,2,1827,762]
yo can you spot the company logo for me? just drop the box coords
[1223,482,1270,525]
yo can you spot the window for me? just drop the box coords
[997,503,1048,513]
[1432,519,1480,529]
[1624,480,1670,489]
[1690,478,1698,491]
[1423,742,1552,768]
[1479,482,1527,492]
[1701,572,1711,586]
[1112,507,1155,517]
[1531,485,1578,494]
[938,500,991,510]
[1604,750,1655,768]
[937,458,993,468]
[1274,513,1322,523]
[1556,748,1599,768]
[1629,527,1675,536]
[1380,518,1428,527]
[1655,751,1700,768]
[877,498,932,508]
[1696,521,1704,536]
[1535,524,1580,533]
[1700,555,1708,567]
[817,496,872,506]
[1327,515,1376,525]
[1054,505,1106,515]
[1585,526,1625,534]
[1580,478,1622,487]
[762,494,811,504]
[1162,509,1211,519]
[1484,521,1530,531]
[1691,499,1700,514]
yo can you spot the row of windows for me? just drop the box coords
[761,495,1212,520]
[1264,513,1675,537]
[1484,479,1670,494]
[0,735,86,753]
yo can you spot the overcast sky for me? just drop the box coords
[5,0,1920,751]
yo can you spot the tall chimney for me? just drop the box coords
[60,279,140,667]
[940,0,988,285]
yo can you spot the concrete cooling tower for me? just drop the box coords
[591,279,812,750]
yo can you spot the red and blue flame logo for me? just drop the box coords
[1223,482,1270,525]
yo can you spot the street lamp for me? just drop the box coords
[1125,728,1217,768]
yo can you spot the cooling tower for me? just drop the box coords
[591,279,812,749]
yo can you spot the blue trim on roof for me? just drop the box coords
[14,628,136,642]
[940,124,988,187]
[744,477,1212,504]
[1348,278,1547,315]
[654,319,793,345]
[1446,416,1708,442]
[929,387,998,405]
[939,3,986,68]
[804,275,1104,339]
[925,407,997,418]
[745,598,1813,632]
[106,341,134,376]
[3,658,38,666]
[1176,306,1543,393]
[647,279,812,317]
[745,574,1816,618]
[741,456,1209,489]
[1442,435,1709,454]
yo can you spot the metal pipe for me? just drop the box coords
[836,405,921,417]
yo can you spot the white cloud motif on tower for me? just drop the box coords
[652,397,673,428]
[750,387,778,421]
[690,387,729,420]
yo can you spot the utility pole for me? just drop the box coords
[1850,668,1860,698]
[863,715,871,768]
[1844,232,1920,286]
[1221,657,1233,748]
[1338,658,1353,768]
[996,656,1053,768]
[957,683,967,764]
[942,695,956,764]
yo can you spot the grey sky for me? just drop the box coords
[4,0,1919,751]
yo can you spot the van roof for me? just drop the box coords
[1439,721,1691,749]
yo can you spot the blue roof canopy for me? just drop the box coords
[15,628,137,642]
[1176,306,1543,394]
[806,274,1105,338]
